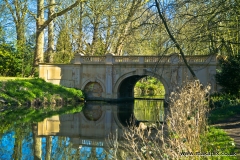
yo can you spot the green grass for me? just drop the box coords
[200,127,239,159]
[0,77,31,81]
[0,77,84,106]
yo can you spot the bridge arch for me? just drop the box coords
[113,70,170,99]
[81,79,106,98]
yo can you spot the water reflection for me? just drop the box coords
[0,100,164,159]
[134,100,164,122]
[37,102,124,147]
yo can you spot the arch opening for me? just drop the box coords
[117,74,167,100]
[134,76,166,99]
[118,75,145,99]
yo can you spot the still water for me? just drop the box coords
[0,100,164,159]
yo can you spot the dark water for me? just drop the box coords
[0,100,164,159]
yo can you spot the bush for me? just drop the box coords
[0,43,34,77]
[216,54,240,97]
[0,44,21,76]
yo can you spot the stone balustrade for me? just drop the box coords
[72,53,217,64]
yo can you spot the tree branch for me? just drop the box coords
[154,0,197,79]
[38,0,85,32]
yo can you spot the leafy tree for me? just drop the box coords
[0,43,21,76]
[54,27,73,63]
[216,53,240,97]
[18,41,35,77]
[0,41,33,77]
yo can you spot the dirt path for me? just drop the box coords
[212,114,240,152]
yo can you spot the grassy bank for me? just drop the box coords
[0,77,84,107]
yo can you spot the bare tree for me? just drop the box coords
[3,0,28,47]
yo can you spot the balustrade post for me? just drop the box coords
[105,53,114,64]
[170,53,179,64]
[72,53,84,64]
[139,56,144,64]
[105,53,114,98]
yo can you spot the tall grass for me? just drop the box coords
[107,80,210,159]
[109,80,238,159]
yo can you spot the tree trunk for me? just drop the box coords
[33,124,42,160]
[46,0,55,63]
[114,0,142,55]
[12,130,23,160]
[33,0,45,66]
[77,2,84,53]
[91,15,100,55]
[45,136,52,160]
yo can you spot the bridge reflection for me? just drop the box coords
[36,100,164,148]
[37,103,123,147]
[34,100,165,158]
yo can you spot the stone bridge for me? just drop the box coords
[39,53,218,101]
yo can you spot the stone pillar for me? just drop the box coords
[72,52,84,64]
[72,53,84,89]
[169,54,180,91]
[39,64,47,81]
[105,53,114,98]
[139,56,144,64]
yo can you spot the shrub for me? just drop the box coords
[216,54,240,97]
[0,44,21,76]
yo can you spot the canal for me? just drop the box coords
[0,99,164,159]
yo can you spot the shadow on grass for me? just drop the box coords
[208,105,240,124]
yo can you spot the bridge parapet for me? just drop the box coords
[72,53,217,65]
[180,55,216,63]
[82,56,106,62]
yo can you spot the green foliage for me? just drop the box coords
[0,43,21,76]
[216,54,240,96]
[134,100,164,122]
[209,105,240,124]
[54,27,74,63]
[0,42,34,77]
[201,127,238,159]
[0,78,84,106]
[209,94,240,124]
[0,26,6,44]
[16,41,35,77]
[210,94,240,108]
[134,76,165,97]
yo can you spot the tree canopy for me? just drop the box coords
[0,0,239,76]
